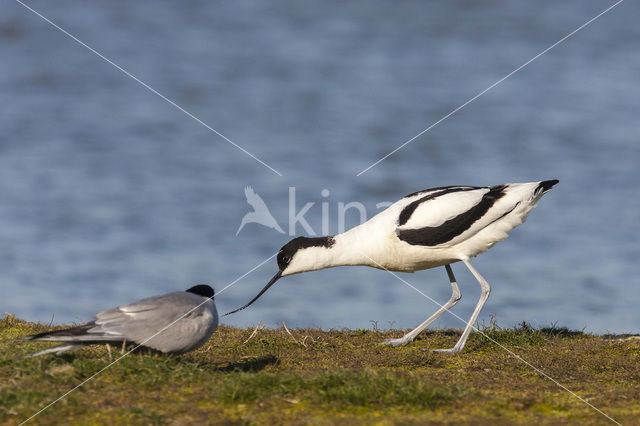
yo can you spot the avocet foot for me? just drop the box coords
[380,265,462,350]
[430,346,463,354]
[379,337,413,347]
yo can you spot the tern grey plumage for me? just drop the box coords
[20,285,218,357]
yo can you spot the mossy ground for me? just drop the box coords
[1,314,639,425]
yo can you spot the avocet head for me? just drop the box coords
[277,236,336,276]
[224,236,335,316]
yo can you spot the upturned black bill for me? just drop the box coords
[223,270,283,316]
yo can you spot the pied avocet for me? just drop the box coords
[227,180,558,353]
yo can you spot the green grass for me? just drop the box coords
[1,314,640,425]
[218,369,461,408]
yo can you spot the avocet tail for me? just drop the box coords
[538,179,559,193]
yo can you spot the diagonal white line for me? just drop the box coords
[215,252,278,297]
[19,252,278,425]
[14,0,283,177]
[360,253,620,425]
[356,0,625,176]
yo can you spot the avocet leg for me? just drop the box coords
[381,264,461,347]
[432,259,490,354]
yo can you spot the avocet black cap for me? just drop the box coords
[186,284,215,298]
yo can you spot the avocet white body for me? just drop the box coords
[227,180,559,353]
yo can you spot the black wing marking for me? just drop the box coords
[397,185,507,246]
[536,179,559,194]
[398,186,480,226]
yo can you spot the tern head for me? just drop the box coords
[224,236,335,316]
[186,284,215,299]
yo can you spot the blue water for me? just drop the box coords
[1,1,638,334]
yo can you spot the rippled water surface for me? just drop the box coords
[1,1,638,334]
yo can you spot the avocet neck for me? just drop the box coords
[281,234,378,276]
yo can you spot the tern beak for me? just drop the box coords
[223,270,283,316]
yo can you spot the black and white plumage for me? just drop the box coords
[21,285,218,357]
[226,180,559,353]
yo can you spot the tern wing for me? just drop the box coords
[95,292,217,353]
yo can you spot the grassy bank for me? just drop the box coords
[1,314,639,425]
